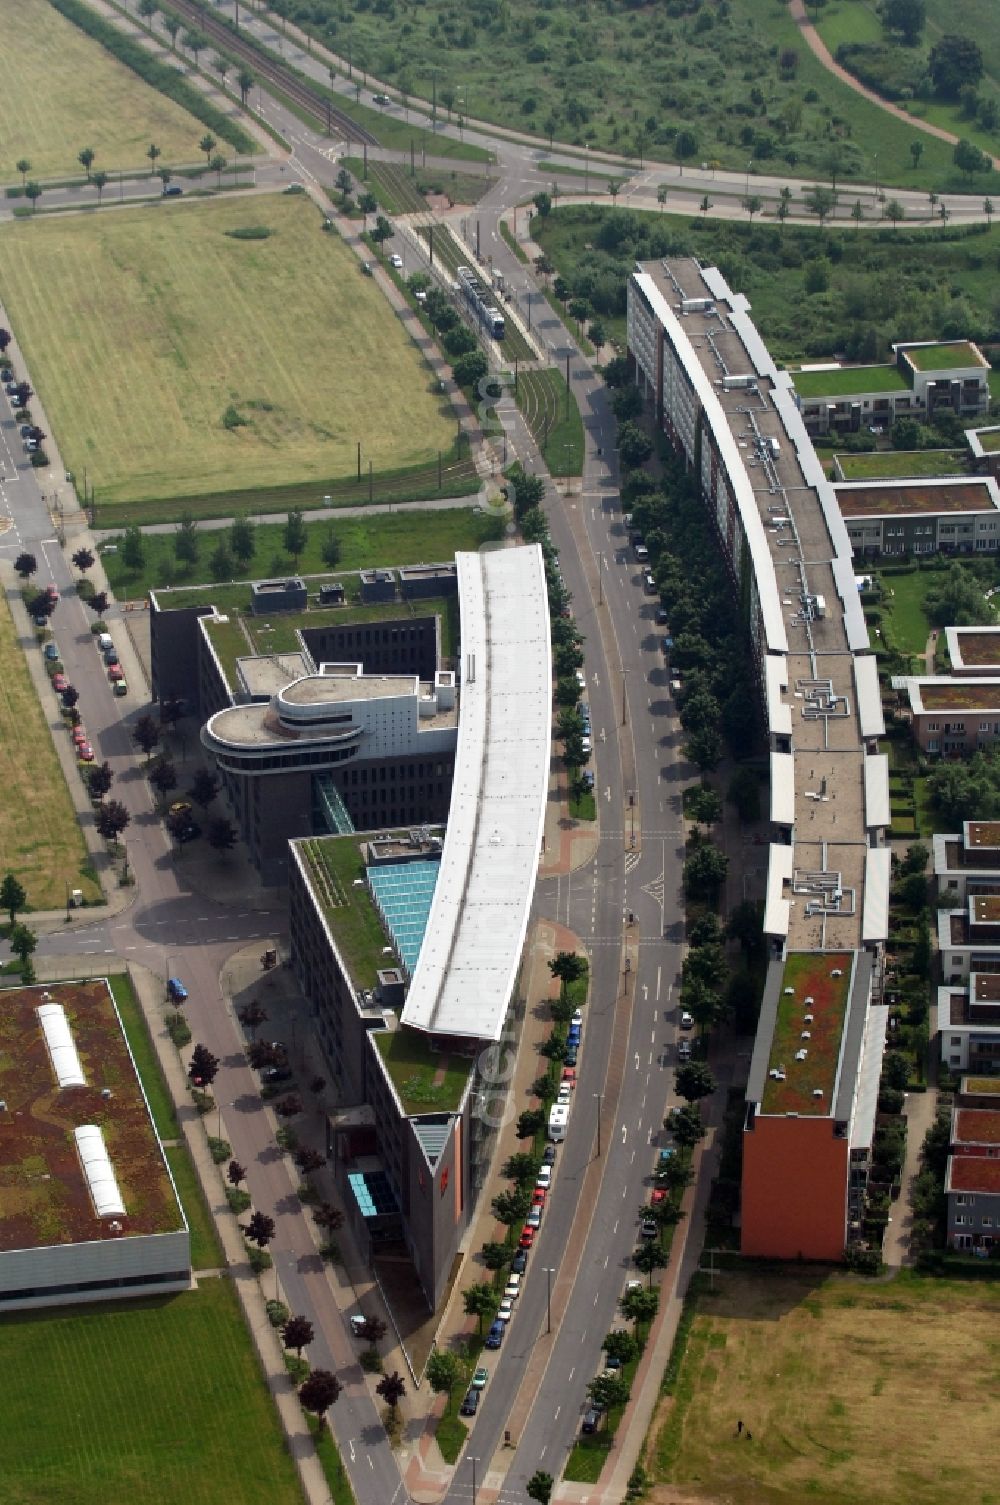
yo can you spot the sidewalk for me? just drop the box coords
[883,1064,939,1269]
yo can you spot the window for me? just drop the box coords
[983,1216,994,1228]
[955,1213,966,1225]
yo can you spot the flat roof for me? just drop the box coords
[282,672,417,704]
[969,427,1000,456]
[910,678,1000,714]
[972,895,1000,925]
[948,1155,1000,1194]
[296,833,400,991]
[947,628,1000,669]
[761,952,854,1116]
[792,363,909,398]
[962,1076,1000,1096]
[968,821,1000,849]
[835,478,998,518]
[835,449,968,481]
[955,1108,1000,1145]
[972,973,1000,1003]
[401,545,551,1041]
[373,1026,471,1116]
[0,980,182,1252]
[901,340,988,372]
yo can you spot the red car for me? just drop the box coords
[72,725,88,747]
[561,1067,577,1090]
[77,742,94,762]
[108,664,124,682]
[45,583,59,601]
[518,1226,536,1250]
[651,1188,667,1206]
[52,673,68,693]
[532,1187,547,1207]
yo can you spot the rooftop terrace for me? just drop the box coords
[836,479,996,517]
[762,952,854,1116]
[792,363,908,399]
[0,980,182,1251]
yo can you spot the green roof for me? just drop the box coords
[202,615,252,693]
[902,341,984,372]
[792,364,909,398]
[977,430,1000,454]
[298,835,394,990]
[835,449,968,481]
[373,1027,471,1116]
[762,953,854,1116]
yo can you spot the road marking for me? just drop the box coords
[568,1367,574,1382]
[613,1218,619,1234]
[554,1405,560,1421]
[603,1253,609,1268]
[648,1051,653,1066]
[657,965,661,1000]
[621,1124,627,1144]
[634,1052,640,1071]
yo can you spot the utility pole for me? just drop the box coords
[357,440,361,481]
[543,1267,554,1333]
[594,1093,602,1157]
[429,224,434,265]
[476,219,481,258]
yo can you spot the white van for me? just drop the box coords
[97,633,114,653]
[548,1102,569,1142]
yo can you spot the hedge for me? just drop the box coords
[48,0,255,156]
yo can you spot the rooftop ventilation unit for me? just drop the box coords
[831,968,844,978]
[813,1088,824,1098]
[795,1048,808,1061]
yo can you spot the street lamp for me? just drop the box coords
[873,152,879,204]
[745,159,753,197]
[594,1093,603,1157]
[469,1455,481,1505]
[542,1267,555,1333]
[585,143,590,195]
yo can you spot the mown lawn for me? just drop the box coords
[165,1146,224,1271]
[650,1268,1000,1505]
[0,1281,303,1505]
[0,193,455,509]
[0,0,208,181]
[109,973,178,1140]
[0,588,99,909]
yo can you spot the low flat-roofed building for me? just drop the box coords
[0,979,189,1310]
[793,340,990,438]
[946,1105,1000,1250]
[835,476,1000,558]
[968,424,1000,480]
[934,822,1000,905]
[938,893,1000,982]
[905,676,1000,756]
[945,627,1000,676]
[938,973,1000,1074]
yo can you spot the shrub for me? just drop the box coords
[266,1299,290,1328]
[360,1346,383,1373]
[221,404,247,429]
[190,1087,213,1116]
[226,1185,252,1214]
[207,1136,231,1164]
[246,1244,272,1274]
[283,1353,310,1385]
[165,1009,191,1046]
[224,225,273,240]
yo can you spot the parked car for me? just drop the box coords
[389,252,404,269]
[43,643,59,661]
[542,1144,557,1165]
[680,1010,694,1030]
[571,1008,583,1027]
[77,742,95,762]
[556,1083,572,1106]
[640,1217,658,1239]
[51,673,68,693]
[582,1408,601,1435]
[634,543,649,561]
[485,1320,505,1349]
[45,584,58,602]
[373,93,391,106]
[108,664,125,682]
[162,184,183,197]
[496,1296,515,1322]
[349,1315,368,1338]
[175,821,201,844]
[531,1187,546,1207]
[261,1065,293,1084]
[651,1187,667,1206]
[170,800,193,818]
[103,648,119,666]
[167,977,188,1002]
[536,1165,552,1189]
[113,680,129,696]
[561,1067,577,1090]
[460,1388,480,1416]
[526,1208,542,1230]
[677,1040,692,1062]
[564,1044,578,1066]
[72,726,88,748]
[567,1026,581,1047]
[510,1249,528,1274]
[504,1274,522,1301]
[472,1366,489,1390]
[97,633,114,652]
[518,1226,535,1249]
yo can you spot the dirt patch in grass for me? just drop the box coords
[648,1267,1000,1505]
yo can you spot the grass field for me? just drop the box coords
[280,0,959,189]
[165,1145,224,1270]
[103,505,503,598]
[0,1280,303,1505]
[0,192,455,510]
[650,1267,1000,1505]
[0,0,210,182]
[514,368,584,477]
[0,588,99,909]
[879,566,962,656]
[534,207,1000,365]
[109,973,178,1140]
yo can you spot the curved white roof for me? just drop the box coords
[401,545,551,1041]
[74,1124,126,1219]
[36,1003,86,1089]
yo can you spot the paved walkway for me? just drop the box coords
[883,1064,940,1269]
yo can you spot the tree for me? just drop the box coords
[78,147,95,181]
[533,190,552,218]
[133,714,161,761]
[883,1051,911,1091]
[209,539,233,581]
[686,786,721,826]
[685,724,723,773]
[212,54,229,90]
[882,0,925,43]
[929,35,983,99]
[245,1209,275,1250]
[163,13,181,47]
[589,319,606,350]
[87,761,114,802]
[158,168,173,194]
[174,513,200,567]
[674,130,698,174]
[199,134,217,165]
[804,184,837,228]
[238,1001,268,1039]
[16,159,30,189]
[925,563,991,627]
[149,757,178,803]
[147,142,161,175]
[549,951,586,985]
[985,198,995,229]
[0,873,26,927]
[910,140,923,170]
[238,67,255,107]
[587,1372,630,1411]
[633,1239,667,1284]
[621,1284,659,1325]
[683,842,728,901]
[526,1472,554,1505]
[672,1103,706,1149]
[517,1107,545,1139]
[9,922,37,976]
[492,1185,531,1226]
[463,1282,499,1334]
[227,1159,246,1188]
[189,1042,220,1087]
[675,1060,716,1102]
[884,199,905,228]
[504,463,545,521]
[426,1350,463,1410]
[24,182,42,213]
[502,1152,539,1186]
[95,800,131,843]
[742,194,763,223]
[358,190,377,228]
[376,1370,406,1417]
[207,817,237,852]
[87,590,110,625]
[657,184,668,213]
[454,350,489,390]
[299,1369,342,1430]
[190,768,220,809]
[321,529,341,570]
[954,138,988,180]
[282,1314,315,1358]
[481,1241,511,1273]
[121,525,145,572]
[210,154,228,188]
[358,1315,386,1346]
[14,552,37,581]
[617,421,653,469]
[28,591,56,623]
[314,1202,345,1236]
[603,1329,637,1367]
[370,214,394,257]
[283,509,307,567]
[92,171,110,205]
[228,514,255,569]
[72,547,95,576]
